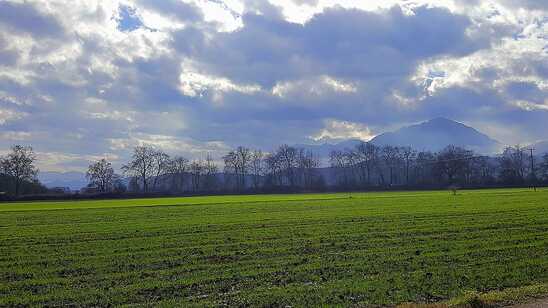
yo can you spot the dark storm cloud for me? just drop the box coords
[107,55,189,110]
[174,6,488,89]
[168,4,503,145]
[0,1,65,38]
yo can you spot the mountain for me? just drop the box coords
[296,118,502,157]
[295,139,362,157]
[38,171,88,191]
[370,118,501,154]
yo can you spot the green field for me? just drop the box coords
[1,189,547,306]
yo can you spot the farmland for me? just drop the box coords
[1,189,547,306]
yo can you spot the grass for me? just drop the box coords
[447,282,548,307]
[0,192,352,212]
[0,188,547,306]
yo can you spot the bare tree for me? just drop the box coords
[168,156,189,192]
[1,145,38,196]
[330,150,351,188]
[223,151,237,190]
[498,145,527,184]
[355,142,378,186]
[203,154,218,190]
[277,145,300,188]
[250,150,264,190]
[152,150,170,191]
[223,146,252,191]
[401,146,417,185]
[265,152,282,187]
[235,146,252,189]
[189,160,203,192]
[415,151,435,185]
[122,145,156,193]
[381,146,400,186]
[298,149,320,189]
[467,156,494,185]
[86,159,116,193]
[344,149,360,185]
[435,145,473,185]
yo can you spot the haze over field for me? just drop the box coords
[0,0,546,173]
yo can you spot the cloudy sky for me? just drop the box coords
[0,0,546,171]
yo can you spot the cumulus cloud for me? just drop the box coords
[272,75,357,99]
[0,0,545,171]
[175,5,487,88]
[312,119,375,141]
[497,0,548,11]
[0,1,66,38]
[0,108,25,125]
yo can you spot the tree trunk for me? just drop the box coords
[15,178,21,196]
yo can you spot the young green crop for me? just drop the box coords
[1,188,547,306]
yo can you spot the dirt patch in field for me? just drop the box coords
[507,297,548,308]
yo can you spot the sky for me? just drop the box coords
[0,0,546,172]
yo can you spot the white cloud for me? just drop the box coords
[107,132,230,156]
[179,66,262,99]
[0,131,32,141]
[272,75,357,98]
[0,109,25,124]
[266,0,460,24]
[512,100,548,111]
[410,5,547,104]
[189,0,243,31]
[312,119,375,141]
[35,151,120,172]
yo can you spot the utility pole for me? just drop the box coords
[530,148,536,191]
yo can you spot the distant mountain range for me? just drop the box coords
[38,171,87,191]
[296,139,362,158]
[300,118,502,156]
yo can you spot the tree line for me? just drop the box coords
[61,143,548,193]
[328,144,540,189]
[1,142,547,197]
[117,145,324,194]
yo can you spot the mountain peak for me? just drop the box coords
[370,118,500,153]
[297,118,501,157]
[427,117,454,123]
[421,117,468,128]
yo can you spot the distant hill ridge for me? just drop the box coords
[370,117,501,153]
[38,171,87,191]
[299,118,502,155]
